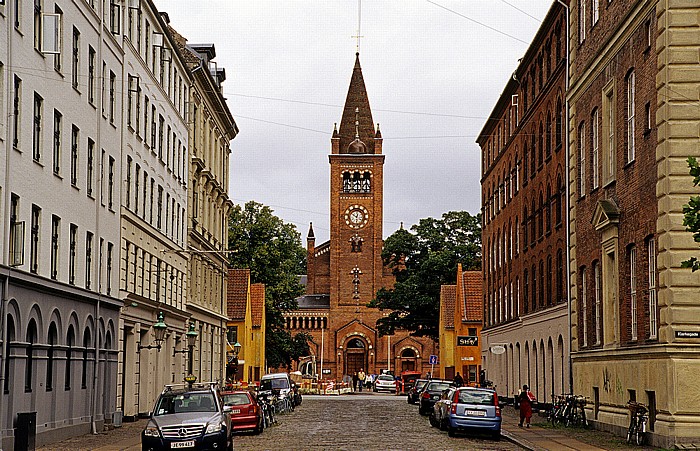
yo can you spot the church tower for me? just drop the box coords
[329,53,386,312]
[295,53,435,380]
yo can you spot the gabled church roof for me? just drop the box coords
[338,53,377,154]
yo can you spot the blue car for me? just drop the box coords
[446,387,501,439]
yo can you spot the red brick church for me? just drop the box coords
[287,53,437,381]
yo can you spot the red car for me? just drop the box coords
[221,390,263,434]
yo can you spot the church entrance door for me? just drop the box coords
[344,338,366,376]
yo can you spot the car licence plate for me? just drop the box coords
[171,441,195,449]
[466,410,486,416]
[231,409,241,414]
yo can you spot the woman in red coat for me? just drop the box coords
[518,385,534,427]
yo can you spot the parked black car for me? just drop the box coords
[418,379,453,415]
[142,382,233,451]
[407,379,429,404]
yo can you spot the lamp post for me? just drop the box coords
[175,321,198,388]
[231,342,241,382]
[137,311,168,352]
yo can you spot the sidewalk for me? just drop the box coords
[501,407,608,451]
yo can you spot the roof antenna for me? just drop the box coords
[351,0,363,54]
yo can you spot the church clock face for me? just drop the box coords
[344,205,369,229]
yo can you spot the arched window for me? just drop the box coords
[522,207,528,248]
[531,264,537,312]
[557,249,564,304]
[556,98,563,148]
[546,112,552,158]
[538,122,544,167]
[523,143,529,181]
[530,134,536,176]
[546,184,552,233]
[47,322,58,391]
[546,256,553,306]
[66,325,75,390]
[538,192,544,238]
[556,175,564,225]
[530,199,536,246]
[81,328,91,389]
[523,270,529,314]
[26,319,38,392]
[4,316,15,394]
[539,260,545,307]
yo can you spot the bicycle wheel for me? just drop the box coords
[634,419,645,445]
[626,421,635,444]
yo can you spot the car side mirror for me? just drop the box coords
[223,405,233,413]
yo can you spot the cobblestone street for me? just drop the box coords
[39,392,521,451]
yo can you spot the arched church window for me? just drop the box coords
[347,338,365,349]
[343,171,372,193]
[401,348,416,358]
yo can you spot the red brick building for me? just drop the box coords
[287,53,436,380]
[477,1,570,403]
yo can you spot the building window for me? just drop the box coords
[9,195,25,267]
[50,215,59,279]
[581,267,588,347]
[578,122,586,197]
[109,0,120,34]
[33,93,42,162]
[150,179,155,224]
[25,321,37,392]
[69,224,77,285]
[85,231,93,289]
[144,96,150,141]
[86,139,94,196]
[13,75,21,149]
[126,156,132,209]
[65,326,74,390]
[81,329,90,389]
[626,71,636,163]
[53,109,61,174]
[108,156,115,210]
[142,171,148,219]
[603,83,616,183]
[591,0,599,25]
[158,115,164,159]
[629,245,637,341]
[594,262,602,345]
[34,0,42,51]
[53,6,63,71]
[13,0,22,29]
[645,102,652,134]
[46,323,57,391]
[648,237,658,339]
[71,27,79,90]
[106,242,113,295]
[70,125,78,186]
[579,0,586,43]
[30,205,40,274]
[135,164,140,215]
[592,108,599,189]
[157,185,163,229]
[109,71,116,124]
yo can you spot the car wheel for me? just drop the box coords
[492,430,501,441]
[447,426,457,437]
[407,396,412,404]
[440,417,448,431]
[429,412,438,427]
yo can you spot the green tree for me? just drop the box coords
[682,157,700,271]
[368,211,481,341]
[227,201,311,368]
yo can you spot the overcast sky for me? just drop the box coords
[155,0,552,244]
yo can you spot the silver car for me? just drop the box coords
[373,374,397,393]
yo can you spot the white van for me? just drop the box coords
[260,372,293,399]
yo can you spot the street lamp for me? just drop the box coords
[231,342,241,382]
[174,321,198,388]
[137,311,168,352]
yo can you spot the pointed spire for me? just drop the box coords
[332,123,339,138]
[307,222,315,240]
[339,53,375,154]
[375,123,382,139]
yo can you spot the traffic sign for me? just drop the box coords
[429,355,438,365]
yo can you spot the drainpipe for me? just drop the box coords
[556,0,573,395]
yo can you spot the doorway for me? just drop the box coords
[344,338,366,375]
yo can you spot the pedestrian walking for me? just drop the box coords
[358,369,366,392]
[453,372,464,387]
[518,384,535,428]
[352,372,359,392]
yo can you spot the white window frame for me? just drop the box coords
[579,122,586,197]
[648,238,658,339]
[579,0,587,43]
[594,263,602,345]
[591,0,599,25]
[581,268,588,347]
[627,71,636,163]
[592,109,599,189]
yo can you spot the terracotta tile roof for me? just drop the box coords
[441,285,456,329]
[227,269,250,321]
[461,271,483,322]
[250,284,265,328]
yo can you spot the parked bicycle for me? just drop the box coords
[546,394,588,428]
[626,400,648,445]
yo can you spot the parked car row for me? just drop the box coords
[410,378,502,440]
[141,374,303,450]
